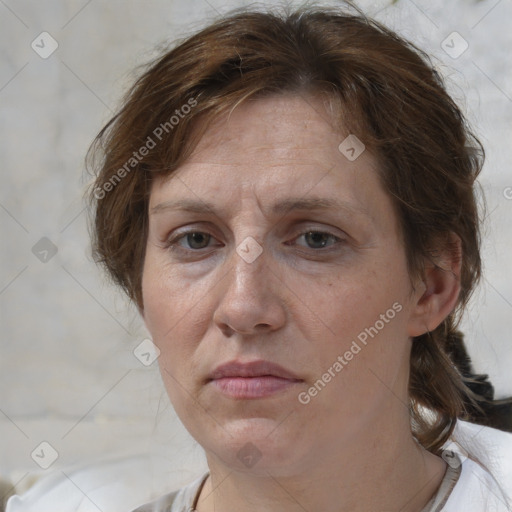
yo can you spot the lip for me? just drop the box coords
[209,360,302,380]
[208,360,303,399]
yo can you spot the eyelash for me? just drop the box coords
[166,229,344,254]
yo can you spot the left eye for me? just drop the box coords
[294,231,340,249]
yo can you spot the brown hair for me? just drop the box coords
[87,4,511,453]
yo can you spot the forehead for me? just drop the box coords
[180,94,347,167]
[148,94,393,229]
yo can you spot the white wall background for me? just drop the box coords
[1,0,511,494]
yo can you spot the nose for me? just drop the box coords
[212,242,287,337]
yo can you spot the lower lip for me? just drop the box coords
[211,376,301,399]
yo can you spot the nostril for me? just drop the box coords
[217,322,235,337]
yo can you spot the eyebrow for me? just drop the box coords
[150,197,371,219]
[270,197,368,218]
[150,198,217,215]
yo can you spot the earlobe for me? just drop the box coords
[407,234,462,338]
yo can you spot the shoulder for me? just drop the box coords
[442,420,512,511]
[442,457,511,511]
[131,473,209,512]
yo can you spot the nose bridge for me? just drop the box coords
[228,199,268,288]
[213,235,285,335]
[230,235,267,298]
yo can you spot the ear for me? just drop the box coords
[407,233,462,337]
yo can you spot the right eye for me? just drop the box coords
[168,231,217,251]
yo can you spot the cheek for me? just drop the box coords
[142,266,208,410]
[142,248,191,329]
[141,255,185,353]
[141,267,170,341]
[296,257,411,378]
[141,253,214,366]
[301,264,401,337]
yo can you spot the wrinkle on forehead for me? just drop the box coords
[148,94,395,236]
[183,94,347,166]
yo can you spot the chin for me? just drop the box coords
[201,417,312,476]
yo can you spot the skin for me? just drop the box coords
[141,94,461,512]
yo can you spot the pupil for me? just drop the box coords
[188,233,209,249]
[306,232,328,248]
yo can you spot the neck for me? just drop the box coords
[195,421,447,512]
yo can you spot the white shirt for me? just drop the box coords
[440,457,510,511]
[422,454,510,511]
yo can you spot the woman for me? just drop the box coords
[87,4,512,511]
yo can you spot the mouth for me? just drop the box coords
[207,360,303,399]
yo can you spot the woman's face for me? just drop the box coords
[142,94,424,475]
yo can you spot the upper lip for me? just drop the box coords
[209,360,302,381]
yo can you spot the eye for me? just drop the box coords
[294,231,341,249]
[169,231,217,250]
